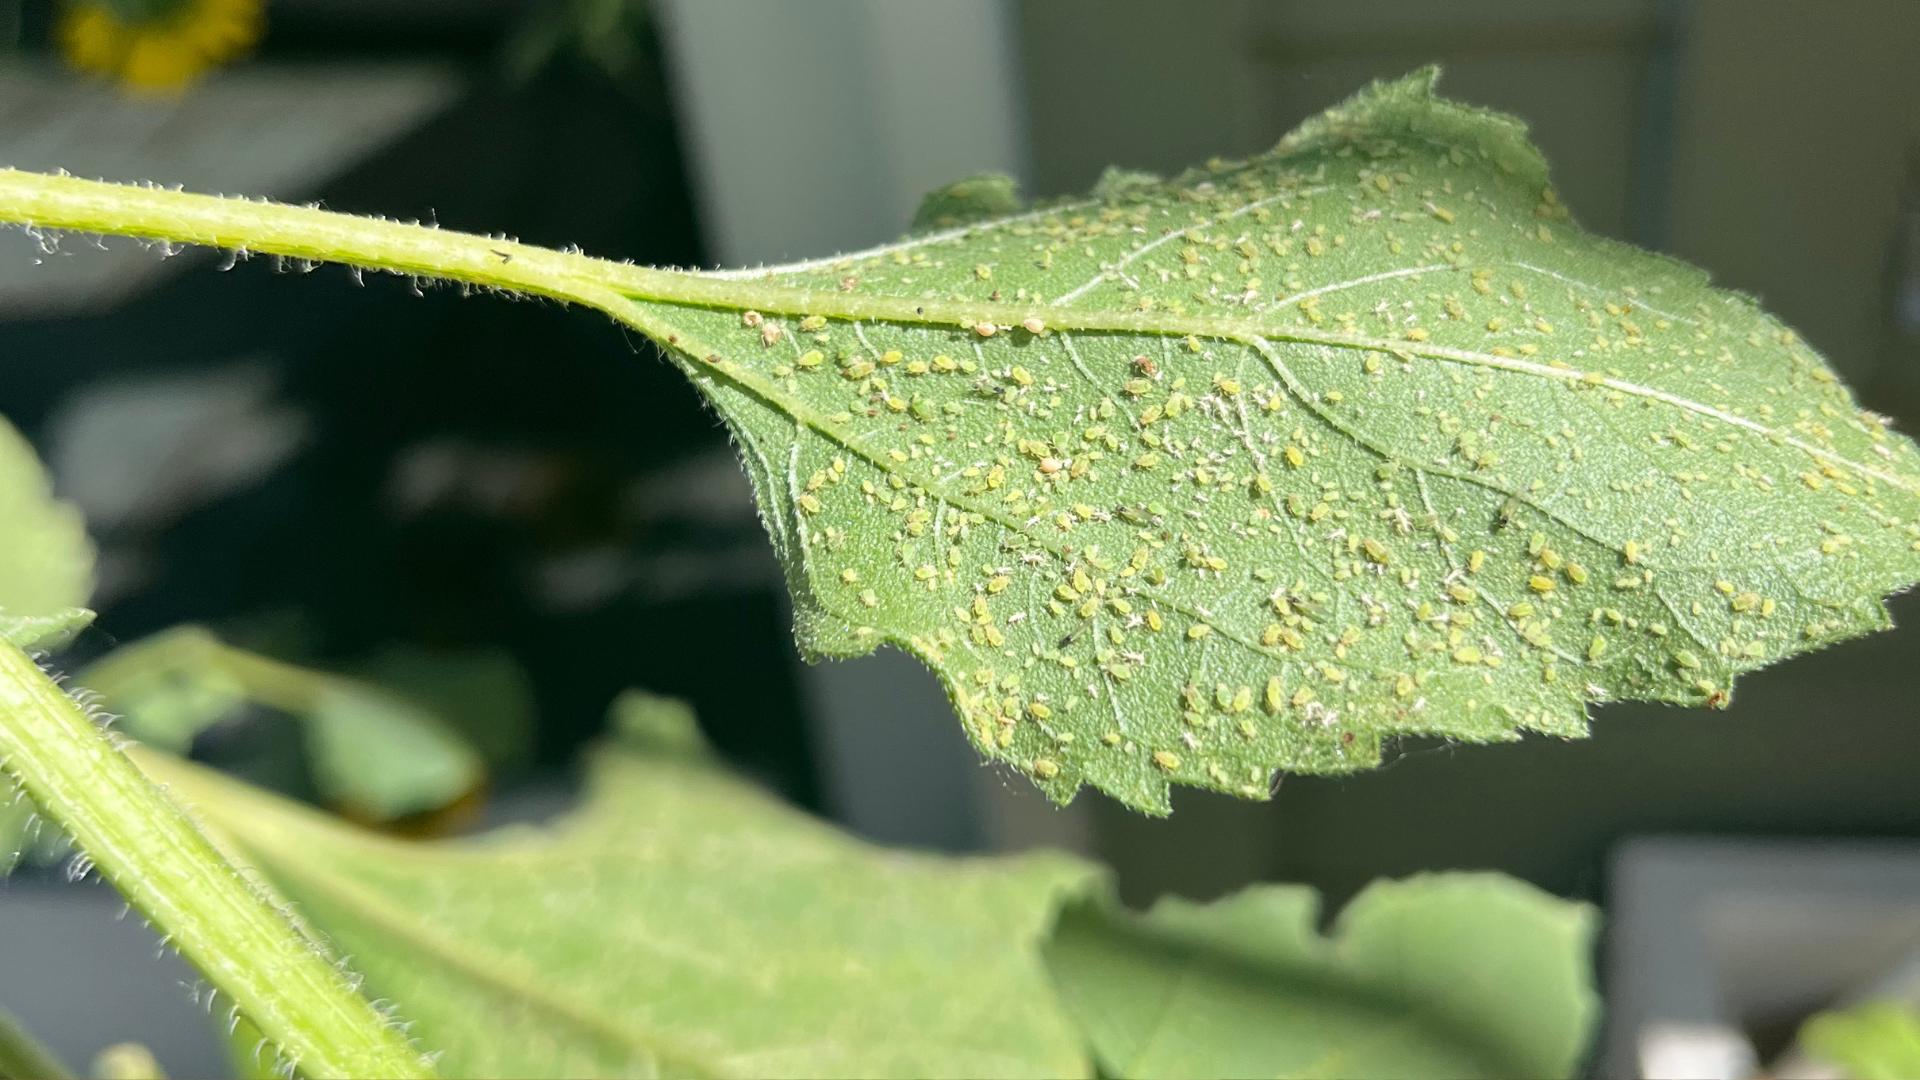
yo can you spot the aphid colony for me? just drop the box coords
[652,91,1920,808]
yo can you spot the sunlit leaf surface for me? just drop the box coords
[631,69,1920,810]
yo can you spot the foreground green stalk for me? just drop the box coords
[0,1005,73,1080]
[0,641,431,1079]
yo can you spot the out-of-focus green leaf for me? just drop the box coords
[348,643,536,772]
[1044,872,1597,1078]
[136,694,1100,1079]
[84,629,247,754]
[0,414,92,651]
[0,412,93,874]
[912,173,1023,231]
[82,628,484,821]
[302,684,480,821]
[1802,1000,1920,1080]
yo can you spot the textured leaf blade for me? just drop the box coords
[136,693,1100,1079]
[1043,872,1598,1079]
[627,68,1920,811]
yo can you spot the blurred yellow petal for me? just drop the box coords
[58,8,130,76]
[58,0,262,92]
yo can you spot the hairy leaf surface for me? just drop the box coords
[0,414,91,650]
[626,69,1920,810]
[135,691,1099,1079]
[1044,873,1597,1078]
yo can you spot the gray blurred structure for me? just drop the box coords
[1607,838,1920,1079]
[0,62,460,315]
[0,880,229,1078]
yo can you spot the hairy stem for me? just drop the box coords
[0,641,431,1079]
[0,169,1372,344]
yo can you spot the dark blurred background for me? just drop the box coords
[1,2,1918,1076]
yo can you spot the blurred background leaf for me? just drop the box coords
[0,413,91,650]
[82,627,485,823]
[0,409,92,876]
[1801,1001,1920,1080]
[134,693,1100,1080]
[1045,873,1598,1079]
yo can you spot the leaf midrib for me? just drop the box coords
[7,171,1890,688]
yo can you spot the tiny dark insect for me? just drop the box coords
[1058,634,1076,649]
[1133,355,1156,376]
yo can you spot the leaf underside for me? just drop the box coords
[628,68,1920,811]
[1044,872,1598,1079]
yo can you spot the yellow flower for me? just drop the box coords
[60,0,262,92]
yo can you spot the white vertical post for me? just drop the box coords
[656,0,1085,853]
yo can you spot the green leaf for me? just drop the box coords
[612,66,1920,811]
[0,411,92,873]
[912,173,1024,231]
[82,628,485,821]
[1044,872,1597,1079]
[5,68,1916,814]
[133,696,1101,1079]
[346,643,536,772]
[302,684,481,821]
[1802,1001,1920,1080]
[0,413,92,651]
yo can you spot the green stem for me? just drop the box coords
[0,641,432,1079]
[0,168,1368,343]
[0,1005,72,1080]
